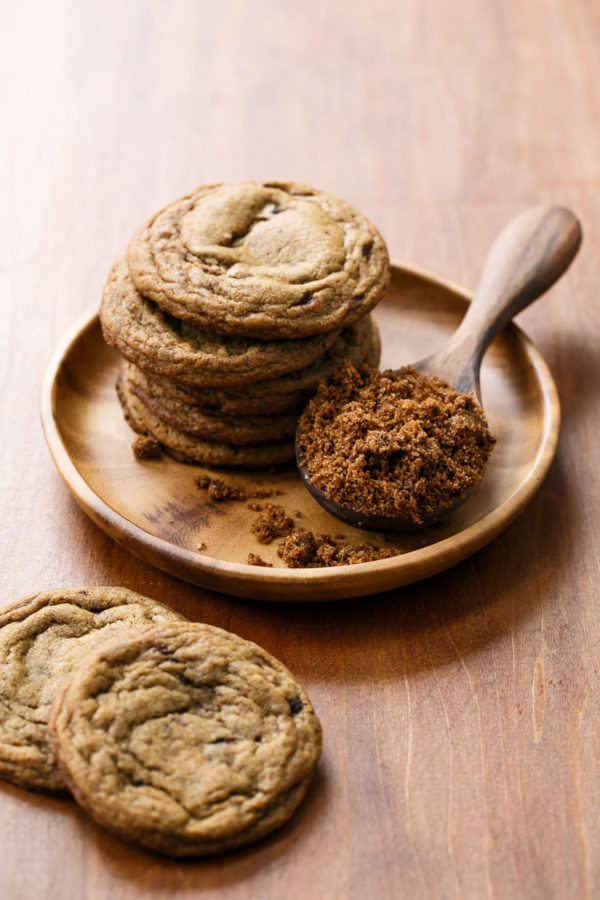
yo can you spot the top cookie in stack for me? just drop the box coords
[100,180,390,468]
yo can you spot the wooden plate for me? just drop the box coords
[40,264,560,602]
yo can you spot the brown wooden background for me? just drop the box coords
[1,1,599,897]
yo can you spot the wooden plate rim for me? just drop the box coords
[39,262,561,601]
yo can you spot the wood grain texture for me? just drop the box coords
[1,1,599,898]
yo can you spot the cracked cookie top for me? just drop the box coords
[48,622,322,856]
[0,588,185,793]
[126,180,390,339]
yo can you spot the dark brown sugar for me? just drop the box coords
[247,504,397,566]
[195,475,280,503]
[297,362,496,525]
[277,530,398,567]
[195,475,248,501]
[250,505,295,544]
[246,552,273,567]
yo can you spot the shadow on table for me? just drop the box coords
[0,763,330,891]
[84,764,329,890]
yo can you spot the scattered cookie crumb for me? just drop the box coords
[196,541,207,551]
[132,435,162,460]
[246,553,273,567]
[250,504,295,544]
[247,502,263,511]
[277,529,399,568]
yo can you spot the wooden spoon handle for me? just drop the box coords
[422,205,582,395]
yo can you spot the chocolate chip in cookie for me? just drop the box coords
[126,180,390,339]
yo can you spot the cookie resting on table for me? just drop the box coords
[0,588,185,793]
[48,622,322,856]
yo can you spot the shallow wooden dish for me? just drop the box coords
[40,264,560,602]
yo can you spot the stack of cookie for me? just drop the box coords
[100,180,390,468]
[0,588,322,856]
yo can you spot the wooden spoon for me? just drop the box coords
[296,205,582,532]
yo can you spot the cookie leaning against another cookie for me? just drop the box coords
[0,588,185,793]
[48,622,322,857]
[127,180,390,339]
[100,254,339,388]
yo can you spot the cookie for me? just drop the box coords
[0,588,185,793]
[127,180,390,339]
[48,622,322,856]
[148,315,381,416]
[121,360,299,445]
[100,254,339,387]
[117,378,295,467]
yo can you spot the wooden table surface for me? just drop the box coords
[2,1,599,897]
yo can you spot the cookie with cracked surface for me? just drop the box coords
[127,180,390,339]
[117,377,295,468]
[100,254,339,387]
[48,622,322,856]
[146,314,381,416]
[0,588,185,793]
[121,360,298,445]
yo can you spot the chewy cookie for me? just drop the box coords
[0,588,185,793]
[48,622,322,856]
[117,378,295,467]
[127,180,390,339]
[149,314,381,416]
[101,254,338,388]
[121,361,299,444]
